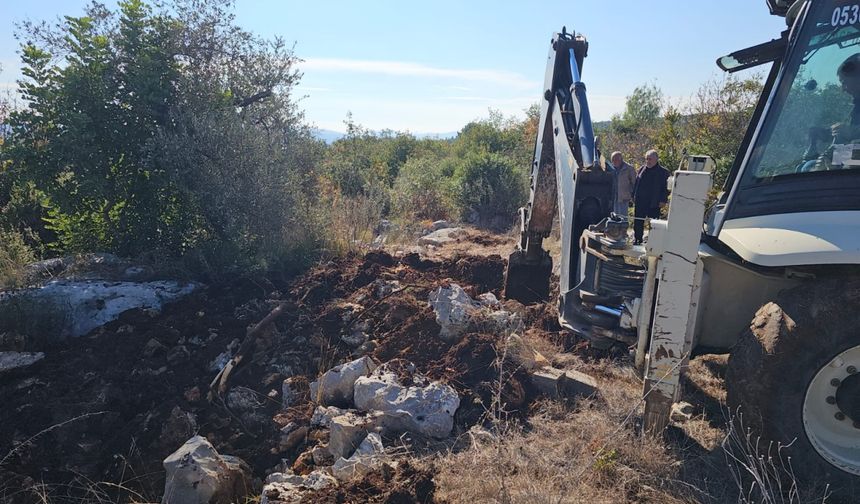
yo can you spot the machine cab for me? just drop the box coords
[713,0,860,267]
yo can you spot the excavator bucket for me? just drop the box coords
[503,249,553,305]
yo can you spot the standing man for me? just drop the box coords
[632,149,670,245]
[610,151,636,217]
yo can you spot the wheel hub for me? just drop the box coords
[836,372,860,423]
[803,344,860,476]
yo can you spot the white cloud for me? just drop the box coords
[300,58,539,90]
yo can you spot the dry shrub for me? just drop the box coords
[721,410,832,504]
[0,229,35,289]
[316,181,386,255]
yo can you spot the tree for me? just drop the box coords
[653,105,685,170]
[620,83,664,129]
[687,75,764,186]
[2,0,320,271]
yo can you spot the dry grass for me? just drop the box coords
[434,357,720,504]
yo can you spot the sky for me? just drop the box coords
[0,0,786,134]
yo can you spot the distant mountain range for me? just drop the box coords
[312,128,458,144]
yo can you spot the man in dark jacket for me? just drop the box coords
[632,149,670,245]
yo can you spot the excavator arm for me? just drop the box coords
[504,28,615,304]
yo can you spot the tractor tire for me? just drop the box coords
[726,278,860,499]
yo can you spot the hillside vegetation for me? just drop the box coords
[1,0,760,287]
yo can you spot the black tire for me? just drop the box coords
[726,278,860,500]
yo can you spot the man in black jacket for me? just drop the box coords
[632,149,670,245]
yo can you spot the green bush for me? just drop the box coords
[452,150,527,225]
[391,157,455,221]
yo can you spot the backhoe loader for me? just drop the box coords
[504,0,860,494]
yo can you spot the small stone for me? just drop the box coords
[166,345,190,363]
[477,292,500,307]
[418,227,465,246]
[184,386,201,403]
[278,423,308,452]
[310,406,348,428]
[671,401,695,422]
[311,444,334,466]
[143,338,167,358]
[261,470,336,504]
[505,333,550,371]
[530,367,599,400]
[340,331,368,348]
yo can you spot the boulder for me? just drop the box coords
[428,284,478,341]
[162,436,250,504]
[354,364,460,438]
[430,220,452,231]
[0,280,198,339]
[0,352,44,375]
[310,356,377,407]
[418,227,465,246]
[261,470,337,504]
[331,432,386,482]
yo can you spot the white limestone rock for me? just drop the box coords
[331,432,386,482]
[260,470,337,504]
[310,356,378,407]
[161,436,250,504]
[353,364,460,439]
[428,284,478,341]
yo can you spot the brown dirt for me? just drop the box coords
[0,232,542,503]
[303,460,441,503]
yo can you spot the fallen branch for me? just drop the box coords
[208,301,290,400]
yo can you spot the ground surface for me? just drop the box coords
[0,227,808,503]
